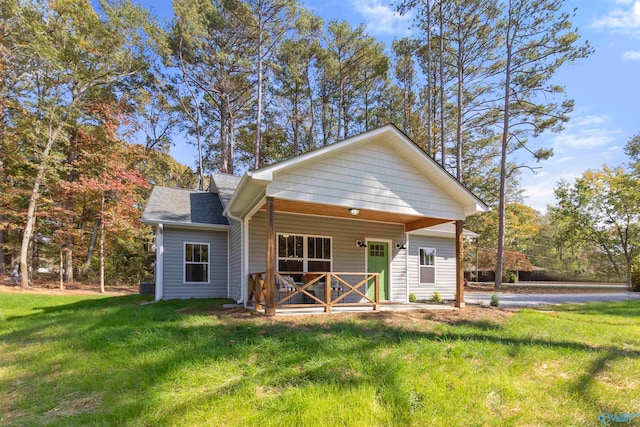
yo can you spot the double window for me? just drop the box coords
[419,247,436,284]
[277,234,331,272]
[184,242,209,283]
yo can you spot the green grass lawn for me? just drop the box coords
[1,293,639,426]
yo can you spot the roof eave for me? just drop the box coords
[223,172,270,219]
[408,229,480,239]
[140,219,230,231]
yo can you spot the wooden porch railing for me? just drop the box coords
[248,271,380,314]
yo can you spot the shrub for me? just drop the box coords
[431,291,442,303]
[506,272,518,283]
[409,293,417,303]
[490,294,500,307]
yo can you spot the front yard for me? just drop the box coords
[1,292,638,426]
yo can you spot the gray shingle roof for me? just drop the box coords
[141,187,228,226]
[210,173,242,208]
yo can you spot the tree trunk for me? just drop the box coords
[426,0,432,156]
[496,10,513,291]
[63,131,78,284]
[20,125,59,289]
[293,83,300,156]
[84,217,100,272]
[439,0,445,167]
[0,229,5,275]
[337,74,344,141]
[59,249,64,290]
[227,113,235,175]
[305,63,316,151]
[254,18,264,170]
[177,38,204,189]
[195,115,204,190]
[456,18,463,181]
[321,92,329,146]
[219,102,228,174]
[363,70,370,131]
[64,248,74,285]
[0,103,6,275]
[99,192,105,293]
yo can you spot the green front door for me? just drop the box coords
[367,241,389,301]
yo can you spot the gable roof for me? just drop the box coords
[210,173,242,209]
[141,186,229,229]
[225,124,487,219]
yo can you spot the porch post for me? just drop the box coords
[265,197,276,316]
[455,220,465,308]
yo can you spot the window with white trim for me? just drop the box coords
[419,247,436,284]
[184,243,209,283]
[277,234,332,272]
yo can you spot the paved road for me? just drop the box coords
[504,281,628,289]
[465,292,640,308]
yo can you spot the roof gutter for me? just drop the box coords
[222,172,252,218]
[140,220,230,231]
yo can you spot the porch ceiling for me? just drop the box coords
[258,198,452,231]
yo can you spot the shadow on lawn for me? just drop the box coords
[1,296,638,425]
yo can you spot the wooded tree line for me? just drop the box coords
[0,0,196,288]
[7,0,634,291]
[550,134,640,288]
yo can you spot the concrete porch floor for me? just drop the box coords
[249,302,455,316]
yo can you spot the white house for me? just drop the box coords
[141,124,487,314]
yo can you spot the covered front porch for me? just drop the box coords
[247,197,466,316]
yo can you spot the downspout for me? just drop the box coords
[155,223,164,301]
[242,218,249,308]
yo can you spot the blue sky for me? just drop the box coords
[143,0,640,213]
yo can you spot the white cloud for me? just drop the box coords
[554,156,575,164]
[574,114,608,126]
[607,145,621,152]
[551,113,622,151]
[349,0,413,36]
[592,1,640,33]
[552,128,621,150]
[622,49,640,59]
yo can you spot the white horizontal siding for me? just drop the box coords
[163,227,228,299]
[266,140,464,219]
[408,235,456,300]
[228,219,242,301]
[249,211,407,302]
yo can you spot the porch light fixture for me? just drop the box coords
[395,242,406,250]
[349,208,360,216]
[356,240,367,248]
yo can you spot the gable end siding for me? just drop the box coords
[266,141,464,219]
[163,227,228,299]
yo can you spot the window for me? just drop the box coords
[419,247,436,284]
[277,234,332,272]
[184,243,209,283]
